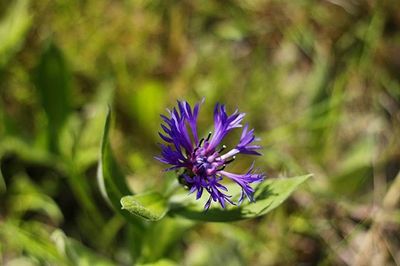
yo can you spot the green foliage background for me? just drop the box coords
[1,0,400,265]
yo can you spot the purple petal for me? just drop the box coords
[219,165,265,204]
[235,124,262,155]
[207,104,245,151]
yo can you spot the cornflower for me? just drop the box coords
[156,100,264,209]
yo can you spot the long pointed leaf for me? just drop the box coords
[97,108,143,226]
[169,174,311,222]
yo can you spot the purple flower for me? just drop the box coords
[156,100,264,210]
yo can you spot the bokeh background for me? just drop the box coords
[1,0,400,265]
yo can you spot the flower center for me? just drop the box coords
[192,151,223,176]
[189,133,235,177]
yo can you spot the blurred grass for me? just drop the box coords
[1,0,400,265]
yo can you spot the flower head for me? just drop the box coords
[156,100,264,209]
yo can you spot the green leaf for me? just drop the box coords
[97,108,158,260]
[97,108,145,227]
[33,42,71,153]
[121,192,169,221]
[97,108,132,204]
[169,174,312,222]
[0,0,32,68]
